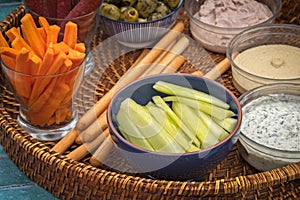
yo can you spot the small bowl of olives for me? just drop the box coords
[98,0,183,48]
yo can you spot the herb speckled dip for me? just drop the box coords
[237,83,300,171]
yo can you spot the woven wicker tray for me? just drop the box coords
[0,1,299,199]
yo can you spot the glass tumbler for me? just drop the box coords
[1,58,85,141]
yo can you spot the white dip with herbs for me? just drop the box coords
[241,93,300,151]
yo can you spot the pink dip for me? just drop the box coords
[196,0,273,28]
[190,0,274,53]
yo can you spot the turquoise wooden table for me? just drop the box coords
[0,1,59,199]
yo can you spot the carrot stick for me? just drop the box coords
[47,116,57,126]
[45,50,67,75]
[1,55,16,69]
[29,47,55,104]
[0,47,19,59]
[67,49,85,67]
[55,108,63,124]
[74,43,86,53]
[29,82,70,126]
[60,57,73,73]
[55,107,71,124]
[38,16,50,34]
[38,27,47,43]
[29,77,57,112]
[0,32,9,47]
[20,25,29,44]
[20,13,46,58]
[47,25,60,46]
[5,27,21,42]
[15,48,31,100]
[53,42,70,54]
[28,54,42,75]
[37,45,55,75]
[16,48,31,74]
[63,21,77,49]
[11,36,33,52]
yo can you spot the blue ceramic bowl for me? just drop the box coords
[98,0,184,48]
[107,74,242,181]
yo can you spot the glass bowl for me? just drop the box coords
[185,0,281,53]
[237,83,300,171]
[227,24,300,93]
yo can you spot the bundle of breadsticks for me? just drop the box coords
[51,21,232,167]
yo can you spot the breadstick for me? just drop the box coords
[141,40,176,76]
[89,135,114,167]
[204,57,231,80]
[161,55,186,74]
[75,21,185,131]
[67,128,110,161]
[191,70,204,77]
[51,128,78,154]
[75,110,107,144]
[142,36,189,76]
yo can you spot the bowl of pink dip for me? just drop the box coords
[185,0,281,53]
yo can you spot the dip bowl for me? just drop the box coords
[106,74,242,181]
[97,0,183,48]
[185,0,281,53]
[227,24,300,93]
[238,83,300,171]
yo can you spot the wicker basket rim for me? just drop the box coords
[0,4,300,198]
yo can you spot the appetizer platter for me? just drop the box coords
[0,0,299,199]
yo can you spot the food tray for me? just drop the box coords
[0,1,299,199]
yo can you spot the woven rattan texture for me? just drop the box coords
[0,1,300,199]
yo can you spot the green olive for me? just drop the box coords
[155,1,170,16]
[121,0,137,7]
[148,12,163,21]
[99,3,109,14]
[162,0,180,9]
[135,0,158,18]
[101,3,121,20]
[121,7,139,22]
[120,6,128,13]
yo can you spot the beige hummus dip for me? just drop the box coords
[234,44,300,79]
[232,44,300,92]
